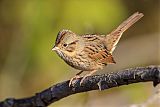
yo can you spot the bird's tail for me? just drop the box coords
[105,12,144,53]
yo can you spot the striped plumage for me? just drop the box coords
[52,12,144,86]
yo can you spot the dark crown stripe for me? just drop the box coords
[55,30,67,45]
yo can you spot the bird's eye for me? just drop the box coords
[63,43,68,47]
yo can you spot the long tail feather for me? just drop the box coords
[105,12,144,53]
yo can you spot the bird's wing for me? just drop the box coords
[88,49,116,64]
[82,34,116,64]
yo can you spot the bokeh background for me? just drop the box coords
[0,0,159,107]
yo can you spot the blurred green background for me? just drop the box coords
[0,0,159,107]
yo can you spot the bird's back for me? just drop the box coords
[78,34,115,70]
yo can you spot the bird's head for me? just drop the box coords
[52,30,79,56]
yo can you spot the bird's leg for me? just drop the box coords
[69,70,83,87]
[80,70,97,86]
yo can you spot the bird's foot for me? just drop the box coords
[69,75,81,87]
[80,70,97,86]
[79,75,88,86]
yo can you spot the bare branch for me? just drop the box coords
[0,66,160,107]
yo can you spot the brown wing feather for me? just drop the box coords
[88,50,116,64]
[82,34,116,64]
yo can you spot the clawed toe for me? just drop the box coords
[69,75,81,87]
[79,77,85,86]
[69,70,97,86]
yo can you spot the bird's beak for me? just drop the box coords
[52,46,59,51]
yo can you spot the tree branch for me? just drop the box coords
[0,65,160,107]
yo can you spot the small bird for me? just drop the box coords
[52,12,144,86]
